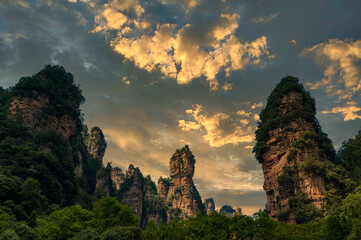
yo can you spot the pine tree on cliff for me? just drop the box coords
[253,76,337,223]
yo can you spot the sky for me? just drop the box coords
[1,0,361,215]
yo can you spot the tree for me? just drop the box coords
[100,226,142,240]
[35,205,93,240]
[91,197,139,233]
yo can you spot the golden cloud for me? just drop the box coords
[158,0,198,10]
[251,12,279,24]
[321,103,361,121]
[92,0,272,90]
[303,39,361,99]
[178,104,256,147]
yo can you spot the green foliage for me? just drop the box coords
[117,175,135,198]
[341,193,361,219]
[142,194,168,227]
[288,191,324,224]
[100,226,142,240]
[301,158,326,175]
[293,131,335,160]
[277,166,297,193]
[35,205,93,240]
[287,148,299,162]
[254,76,336,163]
[33,197,138,239]
[0,229,20,240]
[347,218,361,240]
[339,129,361,182]
[92,197,139,233]
[68,228,100,240]
[14,223,37,240]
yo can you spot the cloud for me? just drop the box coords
[251,12,279,24]
[321,102,361,121]
[92,0,272,90]
[158,0,198,10]
[178,104,256,147]
[251,102,263,109]
[303,39,361,100]
[222,82,233,91]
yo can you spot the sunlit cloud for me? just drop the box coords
[303,39,361,100]
[92,0,273,90]
[251,12,279,24]
[222,82,233,91]
[178,104,257,147]
[251,102,263,109]
[158,0,199,10]
[321,102,361,121]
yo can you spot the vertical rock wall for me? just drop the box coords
[157,145,205,218]
[254,76,335,223]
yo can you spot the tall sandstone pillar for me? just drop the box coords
[158,145,205,218]
[254,76,336,223]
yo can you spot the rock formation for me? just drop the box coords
[203,198,215,214]
[2,65,102,207]
[95,162,114,196]
[116,165,167,227]
[117,164,145,219]
[88,127,107,164]
[254,76,335,223]
[157,145,205,218]
[142,175,168,227]
[111,167,125,190]
[235,207,242,216]
[8,77,80,141]
[220,205,235,217]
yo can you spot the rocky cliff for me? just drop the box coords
[203,198,215,214]
[0,65,102,210]
[8,71,80,141]
[111,167,125,190]
[88,126,107,164]
[157,145,205,218]
[117,164,145,218]
[115,165,167,227]
[95,162,114,196]
[220,205,235,217]
[254,76,336,223]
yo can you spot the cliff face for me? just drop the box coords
[111,167,125,190]
[220,205,235,217]
[95,162,113,196]
[254,76,335,223]
[204,198,215,214]
[0,65,103,208]
[9,92,78,141]
[117,164,145,219]
[88,127,107,164]
[157,145,205,218]
[116,165,167,227]
[142,175,168,227]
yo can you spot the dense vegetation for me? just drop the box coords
[2,195,361,240]
[0,66,101,223]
